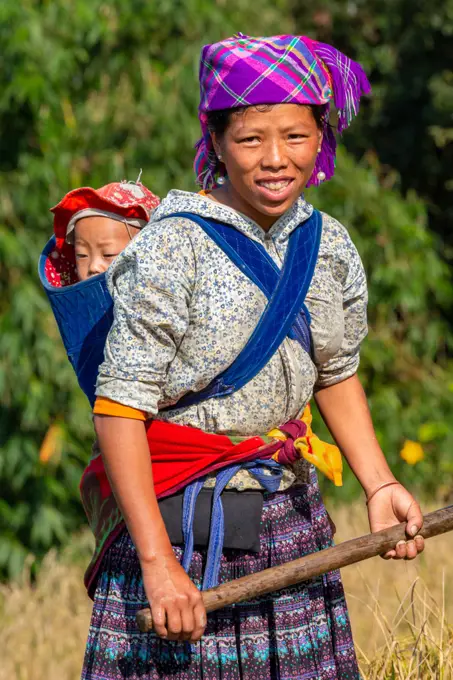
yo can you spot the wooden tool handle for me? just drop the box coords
[136,505,453,633]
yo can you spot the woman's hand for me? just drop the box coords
[367,483,425,560]
[94,416,206,642]
[141,553,206,642]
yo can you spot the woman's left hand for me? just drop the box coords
[367,483,425,560]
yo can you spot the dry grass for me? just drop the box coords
[0,503,452,679]
[0,534,93,680]
[334,504,453,679]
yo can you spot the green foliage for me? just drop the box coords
[1,0,452,579]
[290,0,453,250]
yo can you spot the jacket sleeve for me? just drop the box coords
[314,217,368,388]
[95,219,196,415]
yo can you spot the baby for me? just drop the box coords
[40,178,160,407]
[50,179,160,283]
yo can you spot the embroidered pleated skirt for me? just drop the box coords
[81,471,360,680]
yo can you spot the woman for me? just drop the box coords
[82,34,424,679]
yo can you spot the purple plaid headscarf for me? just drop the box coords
[194,33,371,189]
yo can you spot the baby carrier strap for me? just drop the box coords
[186,215,280,296]
[185,214,313,350]
[163,209,322,411]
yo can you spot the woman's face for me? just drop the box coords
[212,104,322,230]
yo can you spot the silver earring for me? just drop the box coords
[317,147,321,153]
[217,176,226,185]
[317,171,326,182]
[218,153,223,161]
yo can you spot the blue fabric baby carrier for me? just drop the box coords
[39,208,323,587]
[39,236,114,408]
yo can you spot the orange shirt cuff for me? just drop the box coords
[93,396,147,421]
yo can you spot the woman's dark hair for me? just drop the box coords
[206,104,325,139]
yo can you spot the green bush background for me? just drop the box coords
[1,0,452,579]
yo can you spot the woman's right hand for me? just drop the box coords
[141,552,206,642]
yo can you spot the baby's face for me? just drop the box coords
[74,216,139,281]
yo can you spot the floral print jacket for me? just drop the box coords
[95,191,367,488]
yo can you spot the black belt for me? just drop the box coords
[159,488,264,553]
